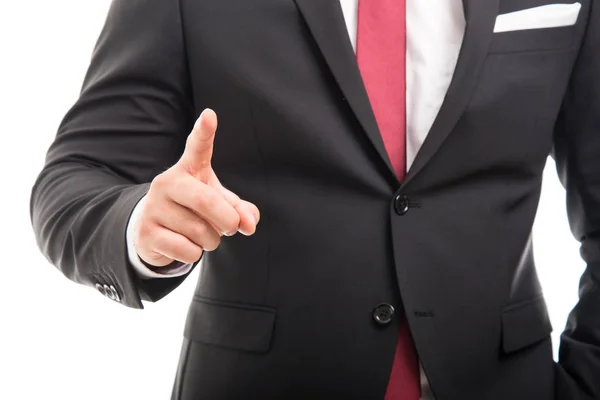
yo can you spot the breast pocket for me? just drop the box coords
[489,25,578,54]
[489,1,585,54]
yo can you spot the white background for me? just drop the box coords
[0,1,586,399]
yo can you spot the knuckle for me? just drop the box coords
[152,168,182,196]
[153,231,171,252]
[139,198,156,218]
[151,172,169,191]
[136,221,154,240]
[190,222,207,241]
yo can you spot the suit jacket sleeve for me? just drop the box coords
[29,0,197,309]
[552,3,600,398]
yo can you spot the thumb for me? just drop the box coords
[179,108,218,182]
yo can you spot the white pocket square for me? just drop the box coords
[493,2,582,33]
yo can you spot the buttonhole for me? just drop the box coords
[414,310,434,318]
[408,200,421,208]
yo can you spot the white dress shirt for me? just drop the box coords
[126,1,466,397]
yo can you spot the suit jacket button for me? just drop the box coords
[95,283,106,296]
[373,304,395,325]
[394,195,410,216]
[103,284,115,300]
[108,285,121,302]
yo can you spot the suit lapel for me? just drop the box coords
[293,0,398,182]
[402,0,500,188]
[294,0,500,188]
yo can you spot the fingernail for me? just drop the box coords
[196,108,208,122]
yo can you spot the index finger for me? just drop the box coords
[179,108,218,182]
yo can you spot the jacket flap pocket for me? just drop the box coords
[184,296,276,353]
[501,295,553,353]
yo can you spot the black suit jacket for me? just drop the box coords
[30,0,600,398]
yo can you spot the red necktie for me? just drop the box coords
[356,1,421,399]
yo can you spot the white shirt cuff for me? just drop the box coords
[126,195,195,279]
